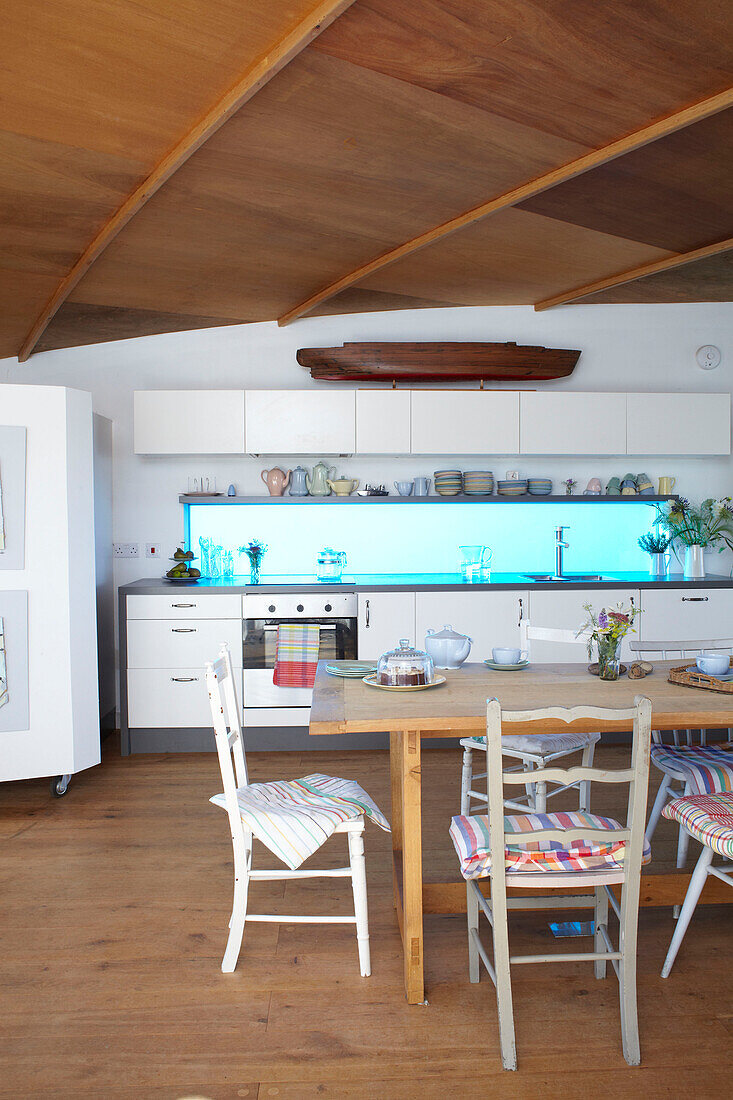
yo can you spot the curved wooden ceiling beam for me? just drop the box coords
[534,235,733,311]
[17,0,356,362]
[277,87,733,326]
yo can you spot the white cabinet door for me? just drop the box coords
[410,391,519,454]
[133,391,245,454]
[245,390,355,454]
[626,393,730,455]
[528,588,640,663]
[520,392,626,455]
[127,594,242,620]
[639,588,733,643]
[356,390,411,453]
[415,590,528,660]
[358,592,416,659]
[128,667,241,728]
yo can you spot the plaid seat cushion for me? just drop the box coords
[466,730,600,755]
[663,793,733,860]
[650,743,733,794]
[450,810,652,880]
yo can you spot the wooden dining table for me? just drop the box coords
[309,660,733,1004]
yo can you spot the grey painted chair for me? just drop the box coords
[452,696,652,1070]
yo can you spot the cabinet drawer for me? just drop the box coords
[127,668,241,728]
[127,619,243,668]
[639,588,733,643]
[126,594,242,620]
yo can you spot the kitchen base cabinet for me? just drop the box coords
[128,666,242,728]
[415,591,528,661]
[639,588,733,642]
[358,593,416,659]
[527,589,641,663]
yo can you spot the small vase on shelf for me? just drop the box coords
[649,553,667,578]
[597,635,622,681]
[684,544,705,580]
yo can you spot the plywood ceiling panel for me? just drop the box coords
[519,110,733,252]
[355,208,673,305]
[64,49,584,316]
[312,0,733,147]
[579,251,733,304]
[35,304,245,353]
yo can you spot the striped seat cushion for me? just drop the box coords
[450,810,652,880]
[663,793,733,860]
[469,730,600,755]
[650,743,733,793]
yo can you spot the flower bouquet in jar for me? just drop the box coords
[578,600,641,681]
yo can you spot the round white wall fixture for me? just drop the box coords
[696,345,722,370]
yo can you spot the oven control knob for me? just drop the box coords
[268,604,276,613]
[297,603,304,612]
[324,603,332,612]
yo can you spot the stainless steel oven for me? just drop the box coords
[242,592,357,725]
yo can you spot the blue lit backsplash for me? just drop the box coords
[187,501,656,577]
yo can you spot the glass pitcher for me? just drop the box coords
[459,545,492,582]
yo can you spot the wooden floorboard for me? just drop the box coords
[0,739,731,1097]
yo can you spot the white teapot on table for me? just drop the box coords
[424,624,472,669]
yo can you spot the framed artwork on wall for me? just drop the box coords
[0,590,29,732]
[0,426,27,570]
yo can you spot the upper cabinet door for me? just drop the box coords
[245,391,356,454]
[134,391,245,454]
[626,393,731,455]
[356,390,411,453]
[520,392,626,455]
[410,391,519,454]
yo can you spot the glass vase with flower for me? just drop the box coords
[578,600,641,681]
[238,539,268,584]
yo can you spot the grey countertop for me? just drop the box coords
[119,571,733,595]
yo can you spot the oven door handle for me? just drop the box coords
[261,623,337,631]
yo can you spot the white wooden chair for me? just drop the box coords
[659,792,733,976]
[628,637,733,870]
[460,621,598,815]
[450,696,652,1070]
[206,644,371,976]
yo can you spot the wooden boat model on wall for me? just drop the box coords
[296,342,581,383]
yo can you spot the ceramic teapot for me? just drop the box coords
[261,466,291,497]
[307,462,337,496]
[289,465,309,496]
[424,624,472,669]
[328,476,359,496]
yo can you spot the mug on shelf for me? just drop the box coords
[658,476,676,495]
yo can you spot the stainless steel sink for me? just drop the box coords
[522,573,615,583]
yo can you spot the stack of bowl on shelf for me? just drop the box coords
[434,469,463,496]
[462,471,495,495]
[497,478,528,497]
[527,477,553,496]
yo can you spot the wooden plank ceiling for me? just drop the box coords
[3,0,732,359]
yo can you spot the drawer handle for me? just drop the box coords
[681,597,709,602]
[171,627,197,633]
[171,676,198,683]
[172,603,196,608]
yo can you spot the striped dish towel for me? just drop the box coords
[210,773,390,869]
[272,623,320,688]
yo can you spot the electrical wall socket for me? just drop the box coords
[113,542,139,558]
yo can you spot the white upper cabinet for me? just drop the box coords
[626,393,731,455]
[245,390,356,454]
[520,392,626,455]
[410,391,519,454]
[134,390,245,454]
[356,390,411,453]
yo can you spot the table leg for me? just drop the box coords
[398,730,424,1004]
[389,732,403,915]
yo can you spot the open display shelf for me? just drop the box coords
[179,494,678,505]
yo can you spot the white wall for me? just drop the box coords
[2,303,733,598]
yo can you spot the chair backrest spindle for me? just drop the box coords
[206,645,248,832]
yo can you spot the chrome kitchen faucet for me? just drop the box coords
[554,525,569,580]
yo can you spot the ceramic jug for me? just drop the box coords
[307,462,337,496]
[328,477,359,496]
[288,465,309,496]
[261,466,291,497]
[424,625,472,669]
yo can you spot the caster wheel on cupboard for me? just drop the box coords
[50,774,71,797]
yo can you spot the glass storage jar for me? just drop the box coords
[376,639,435,687]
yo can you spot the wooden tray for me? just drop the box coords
[668,661,733,694]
